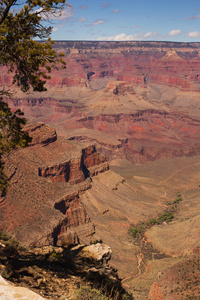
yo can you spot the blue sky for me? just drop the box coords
[49,0,200,42]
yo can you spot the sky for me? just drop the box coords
[49,0,200,42]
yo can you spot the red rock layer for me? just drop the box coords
[38,159,85,184]
[38,145,108,184]
[149,283,163,300]
[78,110,200,163]
[2,41,200,91]
[0,124,109,247]
[24,123,57,145]
[46,41,200,91]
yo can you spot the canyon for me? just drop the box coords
[1,41,200,299]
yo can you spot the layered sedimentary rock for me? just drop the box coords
[1,41,200,299]
[38,144,108,184]
[76,110,200,163]
[3,41,200,165]
[0,123,108,247]
[51,41,200,91]
[2,41,200,91]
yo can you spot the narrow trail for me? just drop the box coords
[121,240,149,286]
[169,127,184,141]
[158,161,200,185]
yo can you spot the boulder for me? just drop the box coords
[82,243,112,263]
[0,275,45,300]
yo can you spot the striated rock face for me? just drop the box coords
[38,158,85,184]
[0,123,108,247]
[38,144,108,184]
[77,110,200,163]
[43,41,200,91]
[24,122,57,145]
[53,189,95,246]
[3,41,200,165]
[2,41,200,92]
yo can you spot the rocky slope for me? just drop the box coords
[3,122,200,299]
[0,123,108,247]
[0,233,129,300]
[3,41,200,92]
[3,41,200,165]
[1,41,200,299]
[149,247,200,300]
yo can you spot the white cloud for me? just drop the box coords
[186,31,200,38]
[130,25,138,29]
[96,32,159,41]
[57,8,74,20]
[52,27,58,32]
[87,19,105,27]
[112,9,119,13]
[80,5,88,9]
[144,32,153,38]
[79,17,87,23]
[168,29,182,36]
[101,2,110,8]
[36,6,74,21]
[184,15,200,21]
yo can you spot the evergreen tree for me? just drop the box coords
[0,0,69,195]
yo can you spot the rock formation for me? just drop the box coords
[3,41,200,165]
[1,41,200,299]
[0,275,45,300]
[38,144,108,184]
[0,123,108,247]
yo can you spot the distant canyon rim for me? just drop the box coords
[1,41,200,299]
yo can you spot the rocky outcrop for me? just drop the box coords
[53,188,95,246]
[0,238,130,300]
[106,81,136,95]
[24,122,57,145]
[2,41,200,92]
[38,158,85,184]
[0,124,109,247]
[38,145,108,184]
[0,275,45,300]
[82,243,112,263]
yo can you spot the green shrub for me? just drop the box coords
[158,212,174,223]
[173,193,182,204]
[130,227,138,238]
[0,230,12,241]
[137,223,144,233]
[74,285,109,300]
[90,239,103,245]
[149,218,157,225]
[48,251,64,263]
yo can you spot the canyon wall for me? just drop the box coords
[0,123,108,247]
[2,41,200,92]
[44,41,200,91]
[1,42,200,299]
